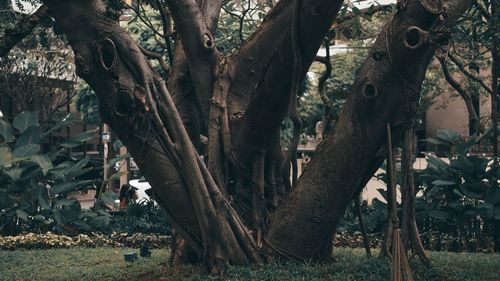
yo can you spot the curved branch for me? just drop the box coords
[447,51,493,94]
[0,5,50,57]
[438,53,485,134]
[139,45,171,74]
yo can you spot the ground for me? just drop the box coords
[0,247,499,281]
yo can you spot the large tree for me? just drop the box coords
[0,0,474,271]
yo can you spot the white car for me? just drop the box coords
[128,179,154,203]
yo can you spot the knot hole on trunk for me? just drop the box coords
[404,27,429,50]
[363,83,378,99]
[202,33,214,50]
[115,89,133,117]
[98,38,117,71]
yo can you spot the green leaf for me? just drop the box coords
[13,111,39,133]
[100,192,118,206]
[12,144,40,158]
[62,156,90,178]
[42,113,74,136]
[31,154,53,175]
[36,185,51,210]
[108,171,127,182]
[107,153,130,169]
[60,130,97,148]
[3,168,24,181]
[113,139,124,151]
[436,129,459,144]
[53,199,81,224]
[421,138,443,145]
[15,127,41,148]
[428,210,450,220]
[0,147,13,167]
[16,209,29,221]
[0,119,14,142]
[451,155,474,171]
[52,180,94,193]
[431,179,456,186]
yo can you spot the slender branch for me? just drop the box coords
[438,53,485,134]
[447,51,493,94]
[154,0,174,63]
[139,45,171,74]
[0,5,50,57]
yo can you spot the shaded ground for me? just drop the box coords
[0,247,499,281]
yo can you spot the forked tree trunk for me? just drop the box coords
[36,0,473,269]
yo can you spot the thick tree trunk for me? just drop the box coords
[264,0,473,261]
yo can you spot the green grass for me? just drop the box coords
[0,247,499,281]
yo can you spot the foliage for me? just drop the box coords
[112,198,172,235]
[0,111,115,235]
[413,130,500,240]
[75,80,101,125]
[0,232,170,250]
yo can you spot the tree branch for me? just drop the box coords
[447,51,493,94]
[438,53,484,134]
[230,0,344,170]
[165,0,222,118]
[0,4,50,57]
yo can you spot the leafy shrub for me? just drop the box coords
[0,111,115,235]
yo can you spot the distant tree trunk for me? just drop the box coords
[26,0,475,270]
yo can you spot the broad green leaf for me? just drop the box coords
[436,129,459,144]
[0,147,12,167]
[451,155,474,171]
[421,138,444,145]
[16,209,29,221]
[62,156,90,178]
[42,113,74,136]
[31,154,53,175]
[113,139,124,150]
[52,179,94,193]
[108,171,127,182]
[12,144,40,158]
[53,199,81,224]
[107,153,130,169]
[15,127,41,148]
[36,185,51,210]
[428,210,450,220]
[100,192,118,206]
[3,168,24,181]
[60,130,97,148]
[13,111,39,133]
[431,179,456,186]
[0,119,14,142]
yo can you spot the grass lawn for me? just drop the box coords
[0,247,499,281]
